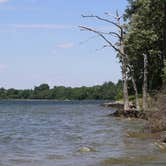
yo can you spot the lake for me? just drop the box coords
[0,100,165,166]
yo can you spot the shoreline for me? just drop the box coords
[102,100,166,147]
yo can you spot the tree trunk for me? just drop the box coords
[120,38,129,111]
[125,52,140,111]
[164,2,166,59]
[80,13,131,111]
[131,76,140,111]
[122,58,129,111]
[143,53,148,111]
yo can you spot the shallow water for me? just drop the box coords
[0,100,165,166]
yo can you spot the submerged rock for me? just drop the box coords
[78,147,96,153]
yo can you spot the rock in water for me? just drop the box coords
[78,147,96,152]
[154,142,166,151]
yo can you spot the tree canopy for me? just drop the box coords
[0,81,122,100]
[124,0,165,92]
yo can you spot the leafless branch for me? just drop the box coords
[79,25,125,56]
[79,35,98,45]
[108,32,121,39]
[105,11,123,21]
[80,26,121,39]
[96,44,110,52]
[81,14,123,31]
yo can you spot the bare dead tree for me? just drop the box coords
[79,11,140,111]
[129,66,140,111]
[143,53,148,111]
[80,12,128,110]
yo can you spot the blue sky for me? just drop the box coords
[0,0,128,89]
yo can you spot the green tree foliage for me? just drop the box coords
[0,81,122,100]
[124,0,165,93]
[0,88,7,99]
[33,84,50,99]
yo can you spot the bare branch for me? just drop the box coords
[81,14,123,31]
[79,35,98,45]
[105,12,117,19]
[80,25,121,39]
[79,25,125,56]
[116,10,120,20]
[105,12,123,21]
[96,44,110,52]
[108,31,121,39]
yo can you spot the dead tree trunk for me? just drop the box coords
[164,2,166,59]
[131,76,140,111]
[118,14,129,111]
[79,12,140,111]
[124,52,140,111]
[121,58,129,111]
[120,40,129,111]
[143,53,148,111]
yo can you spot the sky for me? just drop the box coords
[0,0,128,89]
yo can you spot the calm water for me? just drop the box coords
[0,100,165,166]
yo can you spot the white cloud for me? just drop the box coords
[0,24,75,32]
[0,0,8,3]
[56,42,74,49]
[52,42,74,56]
[11,24,74,30]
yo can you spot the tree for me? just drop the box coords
[34,84,50,91]
[33,84,50,99]
[162,0,166,59]
[0,88,7,99]
[124,0,165,111]
[0,81,121,100]
[80,12,141,111]
[6,88,19,99]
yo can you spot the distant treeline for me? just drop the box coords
[0,81,122,100]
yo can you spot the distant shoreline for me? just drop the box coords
[0,99,109,102]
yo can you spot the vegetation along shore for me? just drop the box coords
[0,81,122,100]
[86,0,166,150]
